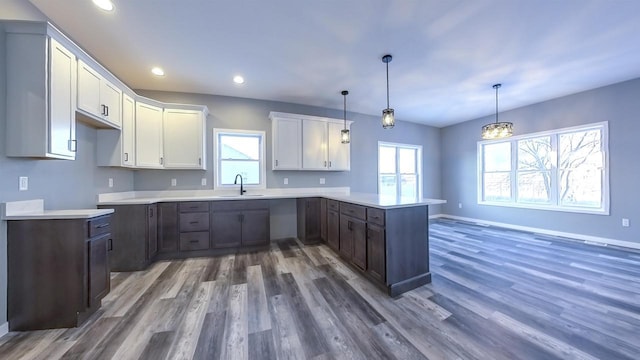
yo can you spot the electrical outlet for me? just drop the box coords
[19,176,28,191]
[108,178,114,188]
[171,178,177,186]
[284,178,288,185]
[458,203,462,209]
[201,178,207,186]
[622,218,630,227]
[320,178,325,185]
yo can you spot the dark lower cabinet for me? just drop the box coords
[7,215,112,331]
[320,198,327,242]
[99,204,157,271]
[211,200,270,248]
[327,202,340,251]
[339,214,366,269]
[366,224,386,283]
[296,197,321,244]
[158,202,179,253]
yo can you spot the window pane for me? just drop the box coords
[483,173,511,201]
[484,142,511,172]
[400,174,417,198]
[399,148,416,174]
[517,171,551,203]
[518,136,551,170]
[560,169,602,208]
[220,135,260,160]
[379,175,397,197]
[220,160,260,185]
[379,146,396,174]
[559,130,602,170]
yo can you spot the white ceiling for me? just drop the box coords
[27,0,640,127]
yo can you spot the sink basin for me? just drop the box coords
[216,194,265,198]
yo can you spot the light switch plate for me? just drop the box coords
[622,218,630,227]
[108,178,114,188]
[171,178,177,186]
[19,176,28,191]
[284,178,288,185]
[320,178,325,185]
[201,178,207,186]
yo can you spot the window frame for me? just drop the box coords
[213,128,266,190]
[377,141,423,199]
[477,121,609,215]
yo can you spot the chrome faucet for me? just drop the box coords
[234,174,246,195]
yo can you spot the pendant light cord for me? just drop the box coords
[386,61,390,108]
[343,94,347,129]
[493,83,501,124]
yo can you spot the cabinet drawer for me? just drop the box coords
[179,202,209,213]
[179,232,210,251]
[88,215,111,237]
[340,203,366,220]
[179,212,209,232]
[367,208,385,226]
[327,200,339,212]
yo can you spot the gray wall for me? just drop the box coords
[135,90,443,210]
[441,78,640,244]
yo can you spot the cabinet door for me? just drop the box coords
[339,214,353,259]
[367,224,386,283]
[88,233,110,307]
[163,109,205,169]
[320,198,327,242]
[211,211,242,248]
[241,209,270,246]
[327,210,340,251]
[351,219,367,270]
[302,119,328,170]
[327,122,350,171]
[77,59,101,117]
[101,79,122,127]
[49,38,77,159]
[135,102,164,168]
[122,94,136,166]
[147,204,158,260]
[272,117,301,169]
[158,203,179,253]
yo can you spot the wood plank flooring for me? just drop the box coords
[1,218,640,359]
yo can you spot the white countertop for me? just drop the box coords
[1,199,114,220]
[97,188,446,209]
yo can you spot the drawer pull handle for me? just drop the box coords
[95,223,110,229]
[189,240,199,243]
[189,221,199,224]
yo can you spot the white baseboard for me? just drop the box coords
[0,322,8,339]
[434,214,640,251]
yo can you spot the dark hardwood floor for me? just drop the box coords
[1,218,639,359]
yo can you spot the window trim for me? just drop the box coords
[213,128,266,190]
[377,141,423,199]
[477,121,609,215]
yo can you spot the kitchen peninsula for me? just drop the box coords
[98,189,445,296]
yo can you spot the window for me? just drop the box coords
[378,142,422,198]
[214,129,266,188]
[478,122,609,214]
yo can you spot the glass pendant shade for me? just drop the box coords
[481,83,513,139]
[341,129,350,143]
[382,108,395,129]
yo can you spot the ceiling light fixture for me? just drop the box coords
[233,75,245,84]
[92,0,114,12]
[481,84,513,139]
[381,54,395,129]
[341,90,350,144]
[151,67,165,76]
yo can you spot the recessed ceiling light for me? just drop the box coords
[151,67,165,76]
[92,0,114,12]
[233,75,245,84]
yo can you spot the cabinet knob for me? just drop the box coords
[275,159,279,166]
[124,152,129,162]
[160,157,164,165]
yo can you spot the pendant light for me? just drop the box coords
[481,83,513,139]
[341,90,350,144]
[381,54,395,129]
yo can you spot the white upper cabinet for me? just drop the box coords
[77,60,122,128]
[97,93,136,167]
[271,114,302,170]
[5,23,77,160]
[163,108,207,169]
[327,122,350,171]
[302,119,329,170]
[135,101,164,169]
[270,112,352,171]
